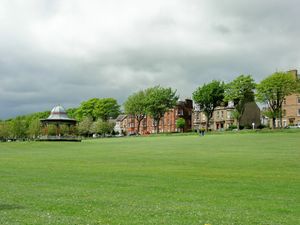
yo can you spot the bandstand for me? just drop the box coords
[39,105,81,142]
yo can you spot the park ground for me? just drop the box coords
[0,131,299,225]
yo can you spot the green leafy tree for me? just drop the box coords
[224,75,256,130]
[75,98,100,121]
[59,124,71,136]
[27,118,41,139]
[47,124,57,136]
[94,98,120,121]
[78,117,93,137]
[124,90,147,134]
[10,117,27,139]
[193,80,225,131]
[76,98,120,121]
[145,86,178,133]
[176,118,185,132]
[66,108,78,119]
[256,71,300,128]
[91,119,115,136]
[0,121,11,141]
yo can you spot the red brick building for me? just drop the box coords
[126,99,193,134]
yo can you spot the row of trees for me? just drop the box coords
[0,98,121,140]
[1,71,299,140]
[124,86,178,134]
[192,71,299,130]
[0,87,180,140]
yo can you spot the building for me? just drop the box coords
[193,101,261,131]
[40,105,80,141]
[114,114,128,135]
[125,99,193,134]
[280,69,300,127]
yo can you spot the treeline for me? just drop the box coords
[193,71,299,130]
[1,71,299,140]
[0,98,121,141]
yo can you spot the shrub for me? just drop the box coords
[227,125,237,131]
[257,124,267,129]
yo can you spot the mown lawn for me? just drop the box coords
[0,132,299,225]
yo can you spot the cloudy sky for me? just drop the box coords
[0,0,299,119]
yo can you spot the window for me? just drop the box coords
[283,110,286,117]
[298,109,300,116]
[298,97,300,104]
[227,111,231,119]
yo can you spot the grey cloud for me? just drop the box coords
[0,0,300,119]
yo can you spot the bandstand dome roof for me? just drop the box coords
[41,105,77,124]
[48,105,71,120]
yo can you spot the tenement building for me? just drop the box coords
[193,101,261,131]
[280,70,300,127]
[125,99,193,134]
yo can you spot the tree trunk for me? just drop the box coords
[136,119,141,135]
[272,117,276,129]
[279,113,283,128]
[156,119,160,134]
[136,115,145,135]
[205,120,209,132]
[205,114,210,132]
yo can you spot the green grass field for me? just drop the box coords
[0,132,299,225]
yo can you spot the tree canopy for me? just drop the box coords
[224,75,256,129]
[124,90,147,134]
[256,71,300,128]
[176,118,185,132]
[91,119,115,136]
[193,80,225,131]
[145,86,178,133]
[76,98,120,121]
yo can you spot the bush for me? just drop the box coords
[227,125,237,131]
[244,124,252,129]
[257,124,267,129]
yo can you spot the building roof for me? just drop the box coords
[41,105,77,124]
[116,114,127,121]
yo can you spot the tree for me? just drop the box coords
[95,98,120,121]
[66,108,78,119]
[78,117,93,137]
[27,118,41,139]
[76,98,120,121]
[75,98,100,121]
[176,118,185,132]
[91,119,115,136]
[0,121,11,141]
[224,75,256,130]
[124,90,147,134]
[145,86,178,133]
[10,117,27,139]
[256,71,300,128]
[192,80,225,131]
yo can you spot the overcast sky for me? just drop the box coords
[0,0,299,119]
